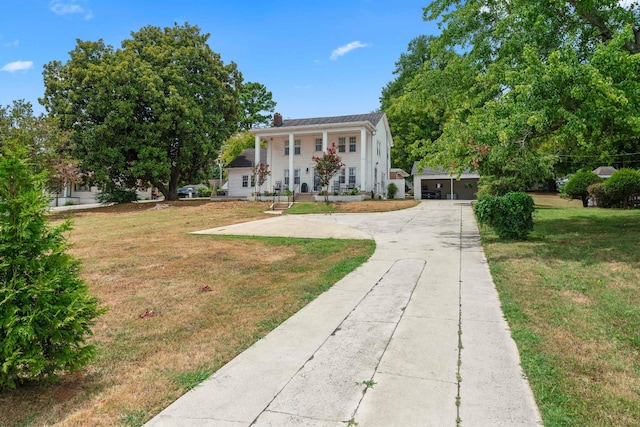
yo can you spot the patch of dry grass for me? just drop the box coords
[482,194,640,426]
[0,200,377,427]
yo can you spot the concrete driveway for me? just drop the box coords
[146,201,542,426]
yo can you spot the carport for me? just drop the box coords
[411,164,479,200]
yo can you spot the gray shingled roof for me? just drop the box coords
[592,166,617,177]
[280,112,385,128]
[226,148,267,169]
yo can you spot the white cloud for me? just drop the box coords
[330,41,368,60]
[4,39,19,47]
[50,1,93,20]
[1,60,34,72]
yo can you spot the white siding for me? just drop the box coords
[389,179,406,199]
[227,167,254,197]
[252,113,393,196]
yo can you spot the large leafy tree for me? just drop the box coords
[219,131,267,166]
[381,36,467,174]
[0,100,80,198]
[385,1,640,191]
[217,81,274,172]
[239,82,276,130]
[41,23,242,201]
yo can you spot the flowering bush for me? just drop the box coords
[312,143,344,203]
[251,162,271,193]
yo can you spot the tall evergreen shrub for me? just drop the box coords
[0,148,104,388]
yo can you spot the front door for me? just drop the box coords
[313,169,321,192]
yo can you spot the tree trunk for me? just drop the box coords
[581,194,589,207]
[163,169,180,201]
[624,25,640,55]
[154,182,168,201]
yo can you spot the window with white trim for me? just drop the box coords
[242,175,249,187]
[294,169,300,185]
[294,139,301,155]
[284,169,290,186]
[348,167,356,185]
[315,138,322,152]
[74,182,91,192]
[339,168,346,184]
[338,137,346,153]
[284,139,289,155]
[349,136,356,152]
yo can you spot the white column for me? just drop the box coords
[254,135,260,165]
[266,137,272,191]
[250,135,260,192]
[322,131,328,152]
[360,129,367,191]
[450,176,454,200]
[289,133,294,191]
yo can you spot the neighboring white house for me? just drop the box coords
[49,182,153,207]
[412,163,480,200]
[232,112,393,198]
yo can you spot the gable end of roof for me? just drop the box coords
[226,148,267,168]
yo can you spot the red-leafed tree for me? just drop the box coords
[251,162,270,194]
[312,143,344,203]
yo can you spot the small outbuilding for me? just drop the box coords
[412,163,479,200]
[226,148,267,197]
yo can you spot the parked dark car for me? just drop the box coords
[421,190,441,199]
[177,186,200,198]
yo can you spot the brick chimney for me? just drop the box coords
[273,112,283,127]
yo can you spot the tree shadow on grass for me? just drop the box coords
[483,210,640,266]
[0,371,107,427]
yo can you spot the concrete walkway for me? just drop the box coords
[146,201,542,427]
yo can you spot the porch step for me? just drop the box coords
[270,202,292,211]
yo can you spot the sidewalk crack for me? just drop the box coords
[456,205,464,427]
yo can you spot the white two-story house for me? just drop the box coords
[228,112,393,198]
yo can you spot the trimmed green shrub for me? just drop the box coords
[587,182,613,208]
[561,169,601,207]
[604,168,640,208]
[474,191,535,240]
[96,184,138,204]
[0,149,104,388]
[199,187,212,197]
[387,182,398,199]
[476,176,527,198]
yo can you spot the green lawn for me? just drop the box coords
[480,194,640,426]
[285,199,419,215]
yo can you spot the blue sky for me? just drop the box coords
[0,0,439,119]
